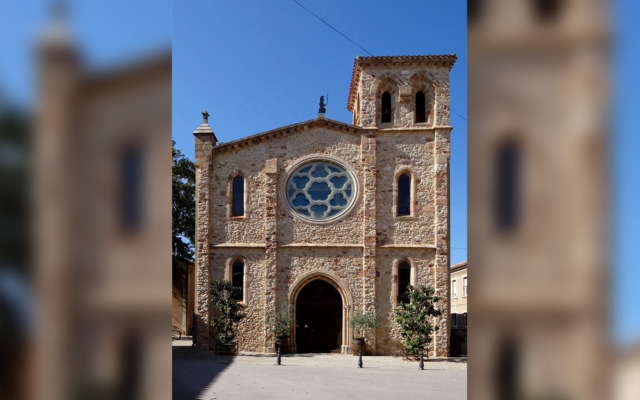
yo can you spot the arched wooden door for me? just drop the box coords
[295,279,342,353]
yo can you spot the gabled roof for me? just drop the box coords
[347,54,457,111]
[211,116,363,154]
[451,260,468,272]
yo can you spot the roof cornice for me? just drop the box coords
[211,116,362,154]
[347,54,457,111]
[450,260,468,272]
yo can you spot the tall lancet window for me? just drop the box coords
[398,261,411,304]
[415,91,426,123]
[232,175,244,217]
[381,91,392,123]
[231,259,244,301]
[397,173,411,216]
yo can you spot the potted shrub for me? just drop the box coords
[394,285,442,360]
[268,302,294,353]
[349,310,380,355]
[209,279,246,354]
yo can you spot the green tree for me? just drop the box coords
[210,279,246,344]
[394,285,442,354]
[268,302,294,338]
[349,310,380,340]
[0,109,30,277]
[172,140,195,272]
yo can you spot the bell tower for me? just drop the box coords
[347,55,457,129]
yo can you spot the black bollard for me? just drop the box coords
[358,350,363,368]
[277,348,281,365]
[419,351,424,370]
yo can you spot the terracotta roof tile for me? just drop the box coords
[450,260,468,271]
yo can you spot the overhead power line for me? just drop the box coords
[290,0,374,57]
[289,0,467,122]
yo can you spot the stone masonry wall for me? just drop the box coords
[209,248,266,352]
[375,249,437,355]
[376,131,437,246]
[193,131,215,349]
[195,60,452,357]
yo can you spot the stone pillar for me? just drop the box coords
[35,22,80,400]
[263,158,279,352]
[193,115,217,349]
[361,133,378,352]
[433,127,452,357]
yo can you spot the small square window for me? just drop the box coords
[452,279,457,298]
[463,276,468,297]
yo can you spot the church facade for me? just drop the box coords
[193,55,456,356]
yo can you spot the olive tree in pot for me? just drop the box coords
[394,285,442,360]
[210,279,246,354]
[268,302,294,353]
[349,310,380,355]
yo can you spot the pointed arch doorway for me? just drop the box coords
[295,279,342,353]
[289,271,353,354]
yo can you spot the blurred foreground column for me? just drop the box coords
[468,1,610,399]
[35,11,172,400]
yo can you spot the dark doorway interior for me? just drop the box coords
[296,279,342,353]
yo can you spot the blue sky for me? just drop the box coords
[614,0,640,345]
[172,0,468,266]
[0,0,171,107]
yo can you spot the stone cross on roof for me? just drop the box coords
[202,110,210,124]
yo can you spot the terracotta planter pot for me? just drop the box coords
[351,338,365,355]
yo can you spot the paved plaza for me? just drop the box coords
[173,339,467,399]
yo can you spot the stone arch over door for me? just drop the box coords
[288,270,353,354]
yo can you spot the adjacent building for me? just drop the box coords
[450,260,467,357]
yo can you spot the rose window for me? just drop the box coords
[285,161,356,221]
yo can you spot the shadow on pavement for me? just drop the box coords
[172,346,234,400]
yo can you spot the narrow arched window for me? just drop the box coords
[534,0,563,23]
[381,92,392,123]
[495,141,519,231]
[231,259,244,301]
[397,173,411,216]
[121,144,143,230]
[232,175,244,216]
[397,261,411,304]
[415,91,426,123]
[467,0,481,25]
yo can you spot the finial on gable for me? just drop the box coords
[318,96,326,115]
[193,110,217,143]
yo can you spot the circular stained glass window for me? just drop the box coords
[284,160,357,222]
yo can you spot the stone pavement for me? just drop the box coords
[173,340,467,400]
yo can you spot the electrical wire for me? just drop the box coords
[290,0,374,57]
[289,0,468,122]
